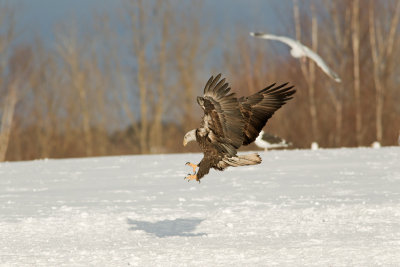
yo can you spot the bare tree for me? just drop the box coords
[128,0,150,153]
[351,0,362,146]
[30,42,60,158]
[174,16,201,129]
[293,0,319,144]
[369,0,400,144]
[56,25,94,156]
[149,0,170,153]
[0,83,17,161]
[0,4,16,161]
[321,1,352,147]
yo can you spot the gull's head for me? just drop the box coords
[183,129,196,146]
[256,130,265,141]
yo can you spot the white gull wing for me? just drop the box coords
[250,32,306,57]
[301,45,342,83]
[250,32,341,83]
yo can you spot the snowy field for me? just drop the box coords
[1,147,400,266]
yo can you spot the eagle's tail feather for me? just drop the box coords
[224,153,261,167]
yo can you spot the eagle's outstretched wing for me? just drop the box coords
[239,83,295,145]
[196,74,244,156]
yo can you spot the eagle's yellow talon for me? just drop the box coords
[184,173,198,182]
[185,162,198,174]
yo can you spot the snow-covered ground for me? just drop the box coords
[1,147,400,266]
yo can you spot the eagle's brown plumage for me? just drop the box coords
[183,74,295,182]
[239,82,295,145]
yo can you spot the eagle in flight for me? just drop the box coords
[183,74,295,182]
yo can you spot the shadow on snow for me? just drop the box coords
[127,218,206,238]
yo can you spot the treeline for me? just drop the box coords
[0,0,399,161]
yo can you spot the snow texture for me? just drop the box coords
[1,147,400,266]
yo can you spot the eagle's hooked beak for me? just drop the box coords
[183,129,196,147]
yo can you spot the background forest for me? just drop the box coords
[0,0,399,161]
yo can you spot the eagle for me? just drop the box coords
[183,74,295,182]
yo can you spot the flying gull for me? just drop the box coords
[250,32,341,83]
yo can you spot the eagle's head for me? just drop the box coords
[183,129,196,146]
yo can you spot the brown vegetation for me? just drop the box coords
[0,0,399,161]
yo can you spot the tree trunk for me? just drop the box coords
[308,3,319,143]
[293,0,319,143]
[351,0,362,146]
[150,0,169,153]
[75,71,93,156]
[334,101,342,146]
[368,1,400,144]
[0,84,17,161]
[131,0,149,154]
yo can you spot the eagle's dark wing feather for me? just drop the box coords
[197,74,244,156]
[239,83,295,145]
